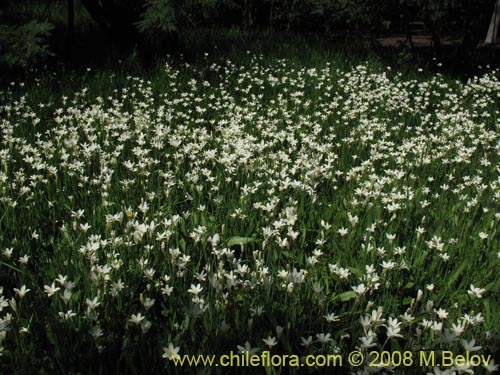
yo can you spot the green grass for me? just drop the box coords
[0,31,499,375]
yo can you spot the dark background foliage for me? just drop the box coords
[0,1,499,80]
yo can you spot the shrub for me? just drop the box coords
[0,20,54,68]
[136,0,176,33]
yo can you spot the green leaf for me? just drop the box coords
[227,236,255,248]
[264,365,274,375]
[483,298,491,326]
[447,260,468,288]
[348,267,363,278]
[0,20,53,68]
[402,297,413,306]
[136,0,176,33]
[0,260,22,273]
[404,281,415,289]
[339,291,356,301]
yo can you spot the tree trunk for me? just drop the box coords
[79,0,112,35]
[455,2,491,65]
[485,0,500,43]
[65,0,74,58]
[243,0,248,29]
[269,0,274,32]
[400,2,415,61]
[79,0,140,51]
[287,0,297,31]
[249,0,254,27]
[429,24,442,58]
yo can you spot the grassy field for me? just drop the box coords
[1,31,499,374]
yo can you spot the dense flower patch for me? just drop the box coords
[0,56,499,374]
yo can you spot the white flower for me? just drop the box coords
[381,260,396,271]
[451,321,465,336]
[58,310,77,319]
[337,227,348,236]
[359,330,377,349]
[316,332,332,344]
[142,297,155,310]
[386,317,403,339]
[484,358,499,373]
[275,325,284,337]
[472,313,485,325]
[468,284,486,299]
[352,283,367,295]
[80,223,91,233]
[86,297,100,310]
[262,336,278,348]
[89,326,103,340]
[430,321,443,332]
[2,248,13,258]
[324,312,340,323]
[163,343,180,360]
[44,282,61,297]
[427,367,455,375]
[187,283,203,295]
[129,313,145,325]
[435,308,448,320]
[60,289,73,304]
[237,341,259,355]
[133,223,148,243]
[161,285,173,296]
[460,339,481,352]
[300,336,313,347]
[416,289,423,302]
[141,319,152,334]
[250,306,265,317]
[400,312,414,323]
[13,285,30,298]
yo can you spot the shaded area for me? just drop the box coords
[2,1,500,82]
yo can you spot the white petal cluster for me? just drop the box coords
[0,56,498,372]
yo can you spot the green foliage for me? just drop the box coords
[0,0,498,70]
[178,0,241,26]
[328,0,399,31]
[136,0,176,33]
[0,20,54,68]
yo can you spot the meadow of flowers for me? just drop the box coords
[0,53,499,374]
